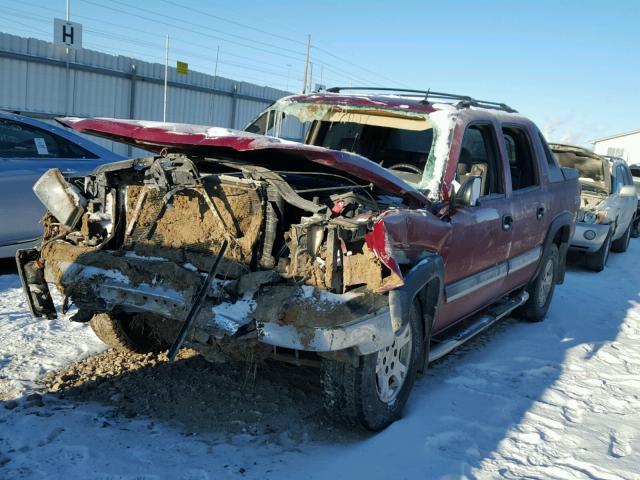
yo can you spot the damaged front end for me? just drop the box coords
[19,154,420,358]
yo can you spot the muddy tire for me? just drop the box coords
[516,243,559,323]
[89,313,167,353]
[585,228,612,272]
[611,223,631,253]
[320,301,423,431]
[631,216,640,239]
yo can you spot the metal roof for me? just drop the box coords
[590,129,640,144]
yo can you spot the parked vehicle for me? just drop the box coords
[628,163,640,237]
[18,89,579,430]
[0,111,123,258]
[551,144,637,271]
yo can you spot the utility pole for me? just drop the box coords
[302,34,311,94]
[210,45,220,124]
[309,62,314,93]
[320,64,324,87]
[213,45,220,84]
[65,0,70,54]
[163,34,169,122]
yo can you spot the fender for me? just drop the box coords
[388,254,444,335]
[534,211,574,284]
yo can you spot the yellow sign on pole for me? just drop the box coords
[176,61,188,75]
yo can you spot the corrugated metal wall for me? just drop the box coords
[0,32,303,156]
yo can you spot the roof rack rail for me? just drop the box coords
[324,87,517,113]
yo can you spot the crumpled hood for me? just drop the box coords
[56,117,429,207]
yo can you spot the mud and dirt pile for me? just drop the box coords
[41,348,362,442]
[126,180,264,273]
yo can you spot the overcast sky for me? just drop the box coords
[1,0,638,146]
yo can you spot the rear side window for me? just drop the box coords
[614,165,626,192]
[538,132,559,168]
[502,126,538,190]
[0,119,98,159]
[457,124,503,196]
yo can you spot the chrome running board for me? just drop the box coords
[428,291,529,363]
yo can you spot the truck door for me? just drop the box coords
[435,122,513,332]
[500,125,550,291]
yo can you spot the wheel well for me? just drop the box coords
[414,277,440,373]
[553,224,570,247]
[550,223,571,284]
[416,278,440,339]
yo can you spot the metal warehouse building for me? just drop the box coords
[591,129,640,165]
[0,32,301,156]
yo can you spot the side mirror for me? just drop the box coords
[619,185,637,198]
[455,175,482,207]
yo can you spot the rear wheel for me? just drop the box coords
[320,301,423,431]
[585,228,612,272]
[89,312,168,353]
[611,223,631,253]
[516,243,558,322]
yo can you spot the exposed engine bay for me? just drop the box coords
[22,153,420,359]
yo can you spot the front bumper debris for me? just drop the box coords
[27,242,394,354]
[257,309,394,355]
[569,222,610,253]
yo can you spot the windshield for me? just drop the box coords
[554,151,607,191]
[245,99,445,194]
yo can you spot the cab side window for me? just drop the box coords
[457,124,503,196]
[502,126,538,190]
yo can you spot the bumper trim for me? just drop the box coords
[257,310,395,355]
[569,222,610,253]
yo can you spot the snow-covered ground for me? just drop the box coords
[1,240,640,479]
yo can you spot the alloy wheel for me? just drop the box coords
[375,323,413,404]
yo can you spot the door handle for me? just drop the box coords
[502,214,513,231]
[536,206,545,220]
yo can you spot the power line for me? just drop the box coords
[1,9,302,85]
[312,44,408,88]
[82,0,305,62]
[82,0,396,87]
[158,0,307,47]
[12,0,301,72]
[3,2,401,89]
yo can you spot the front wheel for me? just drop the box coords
[611,223,631,253]
[320,301,423,431]
[516,243,559,322]
[585,228,612,272]
[631,215,640,238]
[89,312,168,353]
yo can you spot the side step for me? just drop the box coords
[428,291,529,363]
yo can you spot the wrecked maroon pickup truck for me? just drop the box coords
[18,88,580,430]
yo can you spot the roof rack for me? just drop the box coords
[324,87,517,113]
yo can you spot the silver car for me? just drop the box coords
[551,144,637,271]
[628,163,640,237]
[0,111,123,258]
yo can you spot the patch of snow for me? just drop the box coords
[182,262,198,272]
[122,251,169,263]
[61,262,131,285]
[210,293,256,335]
[2,240,640,478]
[420,106,458,199]
[299,285,362,304]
